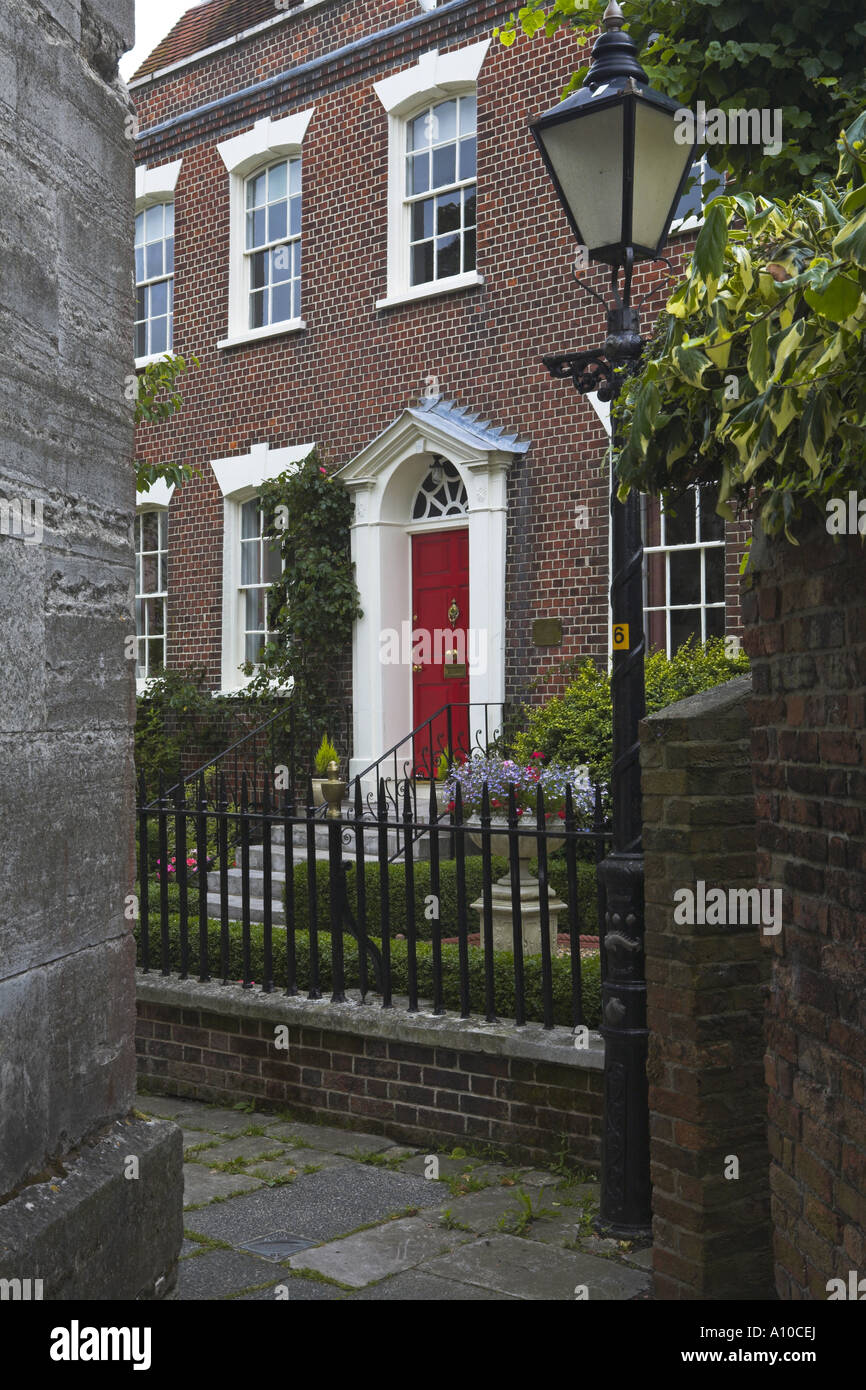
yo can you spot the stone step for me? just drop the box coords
[206,892,286,925]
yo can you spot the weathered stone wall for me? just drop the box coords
[743,518,866,1300]
[641,676,774,1300]
[0,0,182,1298]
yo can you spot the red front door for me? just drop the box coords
[411,529,470,777]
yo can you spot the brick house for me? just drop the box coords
[130,0,748,780]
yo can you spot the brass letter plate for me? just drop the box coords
[443,663,467,679]
[532,618,563,647]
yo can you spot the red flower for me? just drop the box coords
[448,800,455,812]
[558,809,566,820]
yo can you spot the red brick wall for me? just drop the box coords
[136,991,604,1169]
[132,1,743,709]
[743,517,866,1300]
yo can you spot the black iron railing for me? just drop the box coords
[136,770,610,1030]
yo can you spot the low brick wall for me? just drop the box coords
[641,675,774,1300]
[744,518,866,1300]
[136,974,604,1169]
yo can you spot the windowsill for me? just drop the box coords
[212,684,294,699]
[375,270,484,311]
[217,320,306,350]
[135,350,177,371]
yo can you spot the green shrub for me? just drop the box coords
[512,637,749,787]
[291,852,601,941]
[136,917,601,1029]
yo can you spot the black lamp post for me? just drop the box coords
[531,0,696,1238]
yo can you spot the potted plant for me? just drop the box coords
[311,733,339,806]
[442,753,595,858]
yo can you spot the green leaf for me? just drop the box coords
[833,206,866,268]
[747,316,769,391]
[671,345,710,387]
[804,272,862,322]
[692,201,729,281]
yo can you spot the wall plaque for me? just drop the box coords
[532,618,563,647]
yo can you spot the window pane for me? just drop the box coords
[135,320,147,358]
[263,538,282,583]
[436,233,460,279]
[146,598,164,635]
[248,208,267,248]
[135,598,144,633]
[408,152,430,196]
[272,245,291,282]
[268,200,287,243]
[643,496,661,547]
[150,317,168,354]
[699,483,725,541]
[463,228,476,272]
[646,609,667,655]
[245,632,265,665]
[245,588,265,631]
[241,500,259,540]
[462,188,477,226]
[408,111,429,151]
[135,246,145,283]
[145,241,163,278]
[268,161,287,201]
[646,551,665,608]
[670,608,702,653]
[459,137,477,181]
[135,212,145,245]
[248,172,266,208]
[241,540,259,586]
[433,99,457,143]
[664,493,696,545]
[164,203,174,236]
[272,280,293,323]
[142,553,158,593]
[150,280,168,316]
[705,547,725,604]
[293,242,301,278]
[289,159,301,195]
[411,241,434,285]
[250,289,266,328]
[289,195,301,238]
[164,237,174,274]
[706,607,725,640]
[459,94,477,135]
[250,250,267,290]
[669,549,701,605]
[141,511,159,551]
[436,190,460,234]
[145,204,164,239]
[412,199,434,241]
[432,143,456,188]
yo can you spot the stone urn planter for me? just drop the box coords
[467,814,565,955]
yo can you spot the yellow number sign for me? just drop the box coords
[612,623,630,650]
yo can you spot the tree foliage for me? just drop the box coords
[498,0,866,198]
[613,114,866,539]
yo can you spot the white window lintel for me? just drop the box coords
[136,479,176,509]
[217,109,316,178]
[211,441,315,501]
[135,159,183,209]
[373,40,490,117]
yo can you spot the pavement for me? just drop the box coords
[137,1094,653,1301]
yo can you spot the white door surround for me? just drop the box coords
[338,396,529,782]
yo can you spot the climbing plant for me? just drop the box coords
[133,352,199,494]
[243,449,363,735]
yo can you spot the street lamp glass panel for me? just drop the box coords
[631,101,696,252]
[535,103,624,255]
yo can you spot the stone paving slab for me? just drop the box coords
[398,1153,502,1179]
[263,1121,396,1155]
[421,1234,651,1301]
[186,1135,292,1166]
[348,1269,520,1300]
[177,1249,281,1300]
[435,1186,530,1234]
[237,1276,347,1301]
[286,1214,471,1288]
[183,1166,264,1208]
[182,1164,443,1246]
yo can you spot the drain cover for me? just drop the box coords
[238,1234,317,1261]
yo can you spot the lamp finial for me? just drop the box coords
[603,1,625,30]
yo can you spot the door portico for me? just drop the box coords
[338,395,529,782]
